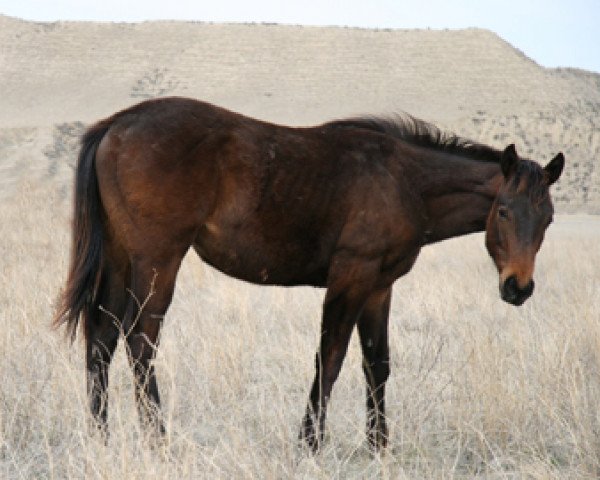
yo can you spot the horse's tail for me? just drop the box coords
[53,120,112,342]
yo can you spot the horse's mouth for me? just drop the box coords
[501,290,529,306]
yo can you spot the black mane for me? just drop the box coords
[325,114,502,163]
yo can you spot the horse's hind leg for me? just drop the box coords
[357,288,392,451]
[124,251,184,437]
[86,258,128,437]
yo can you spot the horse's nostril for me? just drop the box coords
[524,279,535,296]
[504,275,518,296]
[505,275,517,291]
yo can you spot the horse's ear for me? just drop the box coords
[501,144,519,178]
[544,152,565,185]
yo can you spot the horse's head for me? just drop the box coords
[486,144,564,306]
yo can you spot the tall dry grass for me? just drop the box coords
[1,182,599,479]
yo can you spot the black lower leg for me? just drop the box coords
[363,359,389,449]
[358,288,391,451]
[300,351,328,451]
[128,332,166,436]
[86,310,120,437]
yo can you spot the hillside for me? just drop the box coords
[1,15,599,211]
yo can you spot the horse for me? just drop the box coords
[53,97,564,452]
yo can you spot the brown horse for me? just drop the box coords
[53,97,564,452]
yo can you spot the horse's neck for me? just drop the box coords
[414,155,502,244]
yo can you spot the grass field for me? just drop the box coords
[1,182,599,479]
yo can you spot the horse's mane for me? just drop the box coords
[324,114,502,163]
[324,113,554,202]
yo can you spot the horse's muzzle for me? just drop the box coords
[500,276,534,306]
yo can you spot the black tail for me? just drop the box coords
[53,120,112,341]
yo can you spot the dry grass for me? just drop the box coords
[1,182,600,479]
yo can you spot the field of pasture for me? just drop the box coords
[1,181,599,479]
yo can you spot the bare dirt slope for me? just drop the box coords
[1,15,599,211]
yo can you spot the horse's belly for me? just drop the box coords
[192,232,328,287]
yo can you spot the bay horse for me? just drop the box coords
[53,97,564,452]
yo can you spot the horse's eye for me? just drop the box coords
[498,206,509,219]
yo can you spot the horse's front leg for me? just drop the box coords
[357,288,392,451]
[300,293,357,452]
[300,256,380,453]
